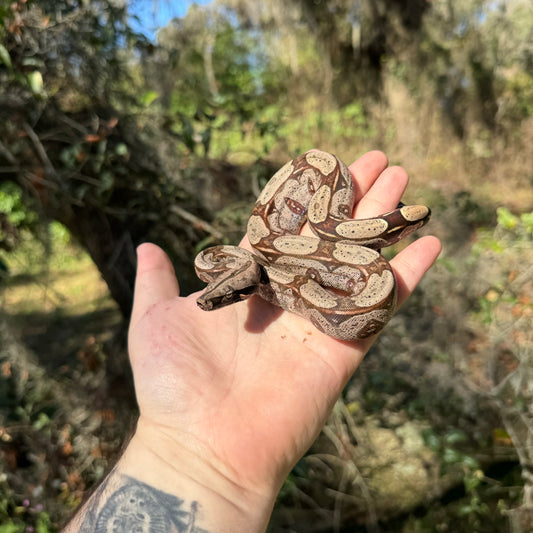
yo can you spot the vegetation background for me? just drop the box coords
[0,0,532,531]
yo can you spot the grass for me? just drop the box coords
[0,225,128,532]
[2,223,115,316]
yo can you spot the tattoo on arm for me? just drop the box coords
[77,474,209,533]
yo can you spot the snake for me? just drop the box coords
[194,150,431,341]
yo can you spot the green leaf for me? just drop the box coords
[442,447,463,463]
[462,455,480,469]
[444,429,467,445]
[99,171,115,192]
[115,143,129,156]
[36,512,53,533]
[21,57,45,68]
[140,90,159,107]
[422,428,441,451]
[0,523,21,533]
[60,144,82,169]
[0,44,12,70]
[496,207,518,230]
[464,472,481,492]
[50,221,71,245]
[520,212,533,235]
[33,412,50,430]
[27,71,44,95]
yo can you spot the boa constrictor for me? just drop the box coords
[194,150,431,341]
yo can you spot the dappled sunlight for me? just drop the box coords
[0,0,532,531]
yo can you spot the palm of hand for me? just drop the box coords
[129,280,366,491]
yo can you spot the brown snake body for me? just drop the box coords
[194,150,431,340]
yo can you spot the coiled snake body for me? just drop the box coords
[194,150,430,341]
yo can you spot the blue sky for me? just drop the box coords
[130,0,213,40]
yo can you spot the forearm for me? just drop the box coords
[63,420,277,533]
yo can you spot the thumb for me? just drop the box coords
[130,243,180,327]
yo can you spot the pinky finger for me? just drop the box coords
[390,236,442,308]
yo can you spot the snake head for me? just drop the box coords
[197,282,258,310]
[196,258,263,311]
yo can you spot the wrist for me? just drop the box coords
[64,416,279,532]
[116,417,278,533]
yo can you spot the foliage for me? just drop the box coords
[471,209,533,530]
[1,0,532,531]
[0,506,55,533]
[0,182,38,255]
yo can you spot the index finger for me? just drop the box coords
[390,235,442,307]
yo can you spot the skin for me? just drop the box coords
[64,151,441,533]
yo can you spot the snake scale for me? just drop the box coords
[194,150,431,341]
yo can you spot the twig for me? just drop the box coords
[169,205,225,241]
[23,121,58,179]
[313,426,379,533]
[59,114,91,136]
[0,139,19,166]
[0,167,18,174]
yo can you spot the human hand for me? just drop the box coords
[65,151,440,533]
[123,150,441,527]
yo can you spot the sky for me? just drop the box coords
[129,0,213,40]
